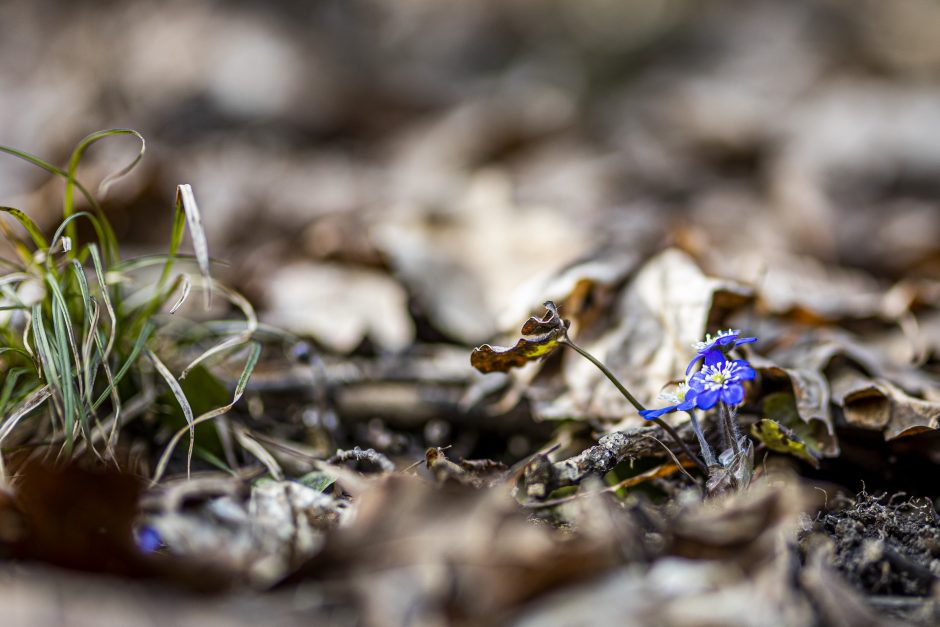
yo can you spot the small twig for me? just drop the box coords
[522,423,705,499]
[328,446,395,473]
[521,453,698,509]
[638,433,699,487]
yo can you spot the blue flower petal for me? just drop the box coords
[695,388,720,410]
[137,526,162,553]
[703,350,725,367]
[721,383,745,405]
[685,355,703,375]
[688,372,706,391]
[735,337,757,345]
[640,405,677,420]
[732,360,756,380]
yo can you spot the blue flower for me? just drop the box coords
[136,525,162,553]
[686,329,757,375]
[687,359,756,410]
[640,381,699,420]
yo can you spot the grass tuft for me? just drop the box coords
[0,130,259,483]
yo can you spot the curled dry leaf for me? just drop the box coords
[470,302,570,374]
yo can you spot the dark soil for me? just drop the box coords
[801,492,940,623]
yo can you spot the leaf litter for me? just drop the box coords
[2,1,940,626]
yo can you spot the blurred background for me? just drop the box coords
[2,0,940,353]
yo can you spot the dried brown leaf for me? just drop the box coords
[470,302,570,374]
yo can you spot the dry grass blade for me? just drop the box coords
[151,342,262,485]
[233,425,283,480]
[146,348,195,478]
[169,275,192,314]
[179,279,258,379]
[176,184,212,308]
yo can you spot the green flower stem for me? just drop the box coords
[559,337,707,475]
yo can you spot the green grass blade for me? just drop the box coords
[64,129,145,248]
[157,198,187,295]
[146,348,195,478]
[151,341,261,484]
[93,320,154,411]
[0,346,33,361]
[1,206,50,250]
[0,142,119,264]
[0,367,30,416]
[88,245,117,359]
[50,212,108,262]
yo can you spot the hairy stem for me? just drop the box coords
[688,411,716,467]
[559,337,707,475]
[720,402,741,457]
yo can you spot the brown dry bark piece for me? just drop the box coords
[522,423,700,499]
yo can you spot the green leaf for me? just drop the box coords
[759,391,829,467]
[296,470,337,492]
[751,418,821,468]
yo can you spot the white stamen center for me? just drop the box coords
[699,362,741,391]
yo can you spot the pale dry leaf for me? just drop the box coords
[374,169,594,343]
[262,262,414,353]
[550,248,751,422]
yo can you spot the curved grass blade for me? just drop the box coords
[179,279,257,379]
[92,320,155,411]
[112,253,205,274]
[0,367,31,416]
[169,274,192,314]
[0,142,119,264]
[0,207,49,250]
[151,341,261,485]
[0,384,52,444]
[0,273,33,288]
[233,425,282,480]
[64,129,144,247]
[146,348,195,478]
[176,184,212,307]
[50,211,108,262]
